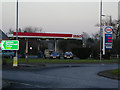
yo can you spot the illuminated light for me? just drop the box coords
[42,37,46,39]
[30,47,32,50]
[46,39,49,41]
[64,38,68,39]
[108,37,112,39]
[107,40,112,42]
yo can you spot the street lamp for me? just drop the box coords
[99,1,111,61]
[103,15,112,26]
[15,0,18,66]
[100,0,103,61]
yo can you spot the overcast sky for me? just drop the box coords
[1,1,119,35]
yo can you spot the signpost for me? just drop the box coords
[13,57,18,67]
[103,26,113,55]
[0,40,19,50]
[0,40,19,67]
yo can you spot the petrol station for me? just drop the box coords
[7,32,83,58]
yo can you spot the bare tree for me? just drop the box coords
[7,28,14,34]
[95,15,120,39]
[18,28,22,32]
[23,26,43,33]
[95,16,120,58]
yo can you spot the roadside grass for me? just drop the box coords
[0,58,2,65]
[109,69,120,76]
[2,58,120,65]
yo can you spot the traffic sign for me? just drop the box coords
[0,40,19,50]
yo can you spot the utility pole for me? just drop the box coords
[15,0,18,66]
[100,0,102,61]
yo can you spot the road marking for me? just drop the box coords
[10,81,45,88]
[19,83,31,86]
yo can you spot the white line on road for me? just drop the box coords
[10,81,45,88]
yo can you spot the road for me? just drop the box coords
[2,64,118,89]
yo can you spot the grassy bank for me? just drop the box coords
[98,69,120,80]
[2,58,120,65]
[109,69,120,76]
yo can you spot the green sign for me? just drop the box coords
[0,40,19,50]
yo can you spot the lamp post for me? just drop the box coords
[100,0,103,61]
[15,0,18,66]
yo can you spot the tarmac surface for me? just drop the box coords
[2,64,119,89]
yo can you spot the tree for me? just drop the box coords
[88,32,100,59]
[57,40,82,53]
[22,26,43,33]
[72,48,91,59]
[18,28,22,32]
[23,27,36,33]
[95,16,120,59]
[7,28,14,34]
[110,20,120,39]
[82,32,90,47]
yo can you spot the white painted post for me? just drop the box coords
[103,27,105,55]
[26,39,28,59]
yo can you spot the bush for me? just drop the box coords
[2,59,7,65]
[102,50,111,59]
[72,48,91,59]
[92,50,99,59]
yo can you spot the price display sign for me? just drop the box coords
[104,26,113,49]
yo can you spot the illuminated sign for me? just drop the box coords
[104,26,113,49]
[105,34,112,43]
[104,26,113,34]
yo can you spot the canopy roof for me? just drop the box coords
[8,32,83,40]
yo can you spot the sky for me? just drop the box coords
[1,0,119,35]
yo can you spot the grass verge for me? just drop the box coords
[98,69,120,80]
[109,69,120,76]
[2,58,120,65]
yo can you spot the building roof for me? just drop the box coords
[0,29,9,40]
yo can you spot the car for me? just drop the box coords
[50,51,60,59]
[1,50,15,58]
[44,49,53,59]
[64,52,73,59]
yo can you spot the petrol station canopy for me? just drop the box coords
[7,32,83,40]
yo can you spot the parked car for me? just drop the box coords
[50,51,60,59]
[44,49,53,59]
[64,52,73,59]
[1,50,15,58]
